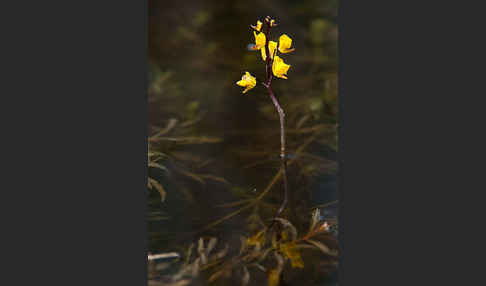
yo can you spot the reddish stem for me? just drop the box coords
[262,18,289,230]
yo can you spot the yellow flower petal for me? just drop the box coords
[278,34,295,54]
[272,56,291,79]
[253,32,266,50]
[261,41,277,61]
[236,72,256,94]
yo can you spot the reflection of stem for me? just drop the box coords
[267,87,289,227]
[203,135,317,231]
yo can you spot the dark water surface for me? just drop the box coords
[148,0,338,285]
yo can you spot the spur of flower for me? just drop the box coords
[251,20,262,32]
[236,72,256,94]
[272,56,291,79]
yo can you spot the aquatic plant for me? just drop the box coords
[147,64,229,204]
[148,208,337,286]
[148,13,339,286]
[208,208,337,286]
[237,16,296,227]
[148,143,169,202]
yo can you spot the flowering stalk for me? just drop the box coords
[237,17,295,229]
[261,18,289,228]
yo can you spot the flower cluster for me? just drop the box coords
[236,17,295,94]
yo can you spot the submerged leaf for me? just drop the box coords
[197,238,205,253]
[279,242,304,268]
[208,269,225,283]
[306,239,338,257]
[171,151,204,163]
[184,243,194,266]
[267,269,280,286]
[257,247,273,262]
[191,257,201,276]
[250,263,267,272]
[199,174,230,184]
[310,208,320,232]
[239,236,248,255]
[241,266,250,286]
[206,237,218,255]
[152,136,222,144]
[171,280,191,286]
[148,162,169,173]
[274,252,284,271]
[176,169,206,185]
[296,114,311,129]
[247,230,266,248]
[197,238,207,264]
[213,243,229,260]
[217,199,253,208]
[294,244,316,250]
[148,177,166,202]
[273,218,298,240]
[150,118,178,138]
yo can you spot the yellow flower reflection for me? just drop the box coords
[268,269,280,286]
[272,56,291,79]
[278,34,295,54]
[247,230,266,246]
[261,41,277,61]
[236,72,257,94]
[279,242,304,268]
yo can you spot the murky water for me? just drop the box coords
[148,0,338,285]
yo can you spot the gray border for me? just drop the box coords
[1,0,148,285]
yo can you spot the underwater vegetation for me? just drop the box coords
[149,208,337,286]
[148,1,339,284]
[237,16,295,230]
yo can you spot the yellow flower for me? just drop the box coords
[278,34,295,54]
[272,56,291,79]
[251,20,262,32]
[236,72,257,94]
[261,41,277,61]
[251,32,266,50]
